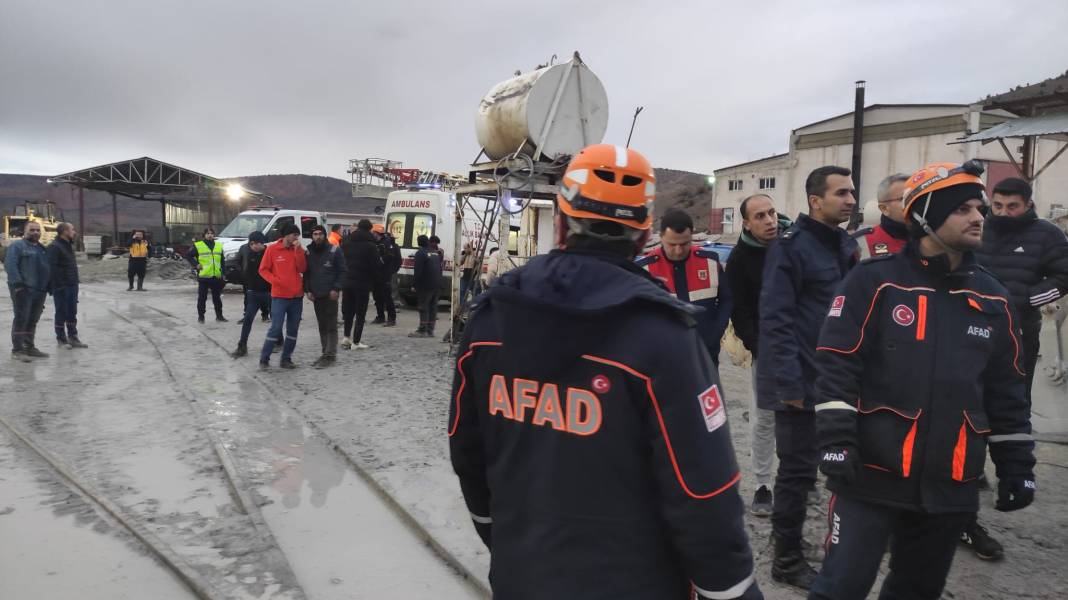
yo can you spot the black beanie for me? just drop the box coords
[280,223,301,237]
[907,183,985,238]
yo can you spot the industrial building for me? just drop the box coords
[712,73,1068,233]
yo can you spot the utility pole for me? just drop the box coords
[848,80,866,231]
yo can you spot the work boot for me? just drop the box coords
[198,315,205,324]
[216,315,228,323]
[371,316,385,325]
[279,358,296,369]
[312,355,335,368]
[259,360,270,371]
[341,337,352,350]
[751,485,773,517]
[67,337,88,349]
[11,349,31,363]
[127,284,134,291]
[384,320,396,327]
[24,346,50,359]
[57,337,69,346]
[771,535,818,590]
[137,284,145,291]
[231,344,248,358]
[408,331,430,338]
[961,520,1004,561]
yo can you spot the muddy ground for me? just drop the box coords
[2,257,1066,599]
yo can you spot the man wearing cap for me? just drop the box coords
[449,144,761,599]
[372,222,400,326]
[809,161,1036,600]
[258,223,307,369]
[186,227,227,323]
[230,231,270,358]
[304,224,346,367]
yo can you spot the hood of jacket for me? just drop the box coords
[739,215,793,248]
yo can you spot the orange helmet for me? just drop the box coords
[557,144,656,230]
[371,223,385,234]
[902,160,986,217]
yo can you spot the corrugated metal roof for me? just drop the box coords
[950,112,1068,143]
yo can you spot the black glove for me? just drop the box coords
[819,445,860,484]
[995,476,1035,512]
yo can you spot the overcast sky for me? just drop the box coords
[2,0,1066,180]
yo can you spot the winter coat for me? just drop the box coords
[757,213,858,410]
[304,242,346,298]
[340,229,381,290]
[238,243,270,292]
[639,245,733,364]
[412,246,443,292]
[259,240,307,299]
[854,214,909,260]
[4,239,50,292]
[449,248,760,600]
[815,244,1034,513]
[726,216,792,357]
[975,208,1068,322]
[47,237,79,289]
[377,233,402,278]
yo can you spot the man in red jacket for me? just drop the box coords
[854,173,910,259]
[258,223,307,369]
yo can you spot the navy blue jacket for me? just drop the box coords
[303,242,346,298]
[4,239,50,292]
[412,246,443,292]
[816,245,1034,512]
[47,237,79,289]
[449,249,760,600]
[757,214,858,410]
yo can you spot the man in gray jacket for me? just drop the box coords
[304,225,346,367]
[4,221,51,361]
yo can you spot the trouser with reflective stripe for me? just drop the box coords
[261,296,302,362]
[809,494,971,600]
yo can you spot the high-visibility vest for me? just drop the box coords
[194,240,223,278]
[129,240,149,258]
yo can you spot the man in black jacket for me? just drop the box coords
[237,238,270,325]
[371,224,401,326]
[449,144,761,600]
[305,225,346,367]
[409,234,443,338]
[758,166,858,589]
[47,222,88,349]
[230,231,270,357]
[976,177,1068,402]
[810,161,1035,600]
[726,194,790,517]
[340,219,381,349]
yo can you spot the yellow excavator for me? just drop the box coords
[2,201,61,248]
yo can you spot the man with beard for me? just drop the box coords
[187,228,226,323]
[304,225,346,367]
[809,161,1035,599]
[5,221,50,361]
[47,222,88,349]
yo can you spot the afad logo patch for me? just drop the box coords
[828,296,846,318]
[698,385,727,432]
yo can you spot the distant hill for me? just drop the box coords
[0,168,714,234]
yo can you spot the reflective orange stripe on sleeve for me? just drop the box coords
[448,341,503,437]
[916,296,927,341]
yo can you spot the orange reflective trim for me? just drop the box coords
[580,353,741,500]
[565,388,602,436]
[817,284,936,354]
[488,374,514,420]
[512,378,540,422]
[916,296,927,341]
[949,289,1025,376]
[952,423,968,481]
[531,383,566,431]
[448,341,503,437]
[967,297,982,311]
[901,421,918,477]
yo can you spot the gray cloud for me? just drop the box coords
[2,0,1066,178]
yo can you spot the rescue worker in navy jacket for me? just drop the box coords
[638,209,732,365]
[809,161,1036,600]
[449,145,762,600]
[757,165,858,590]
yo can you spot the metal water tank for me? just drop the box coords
[475,54,609,162]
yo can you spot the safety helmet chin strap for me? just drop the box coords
[910,191,955,255]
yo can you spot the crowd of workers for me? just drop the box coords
[448,144,1055,599]
[4,141,1060,599]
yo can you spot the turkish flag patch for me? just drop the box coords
[698,385,727,432]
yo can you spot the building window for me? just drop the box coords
[759,177,776,190]
[728,179,743,191]
[722,207,735,234]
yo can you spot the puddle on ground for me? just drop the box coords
[118,444,225,516]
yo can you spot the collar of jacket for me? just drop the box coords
[986,207,1037,232]
[880,214,910,240]
[906,240,977,279]
[739,215,793,248]
[796,213,846,250]
[309,241,330,253]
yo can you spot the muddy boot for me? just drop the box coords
[279,358,296,369]
[371,316,385,325]
[258,360,270,371]
[67,336,88,349]
[11,349,31,363]
[23,346,49,359]
[312,355,335,368]
[384,320,396,327]
[231,344,248,358]
[771,534,817,590]
[216,314,228,323]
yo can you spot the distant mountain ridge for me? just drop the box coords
[0,168,713,234]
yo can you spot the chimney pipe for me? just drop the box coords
[848,80,866,230]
